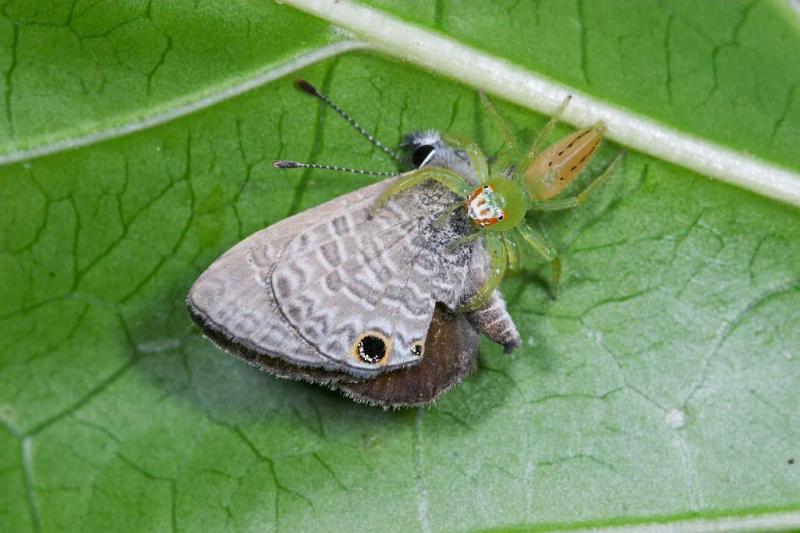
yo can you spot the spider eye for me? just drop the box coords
[412,145,435,167]
[483,185,491,191]
[498,213,505,221]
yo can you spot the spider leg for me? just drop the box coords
[516,223,562,298]
[444,229,483,253]
[442,134,490,183]
[459,234,508,312]
[434,200,464,228]
[503,234,522,273]
[371,167,471,216]
[479,91,518,174]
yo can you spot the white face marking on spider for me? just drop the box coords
[465,185,506,227]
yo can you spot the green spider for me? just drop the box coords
[371,94,623,311]
[276,81,623,311]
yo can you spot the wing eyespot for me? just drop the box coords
[353,332,392,364]
[411,342,424,358]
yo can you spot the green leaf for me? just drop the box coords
[2,1,799,532]
[0,0,340,161]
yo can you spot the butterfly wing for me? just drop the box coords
[336,303,479,407]
[187,180,388,372]
[191,300,479,408]
[271,179,481,377]
[188,177,485,381]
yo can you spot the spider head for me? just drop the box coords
[464,178,526,232]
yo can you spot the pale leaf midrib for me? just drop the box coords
[283,0,800,208]
[0,40,367,167]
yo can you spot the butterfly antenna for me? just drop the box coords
[273,160,399,177]
[296,79,404,163]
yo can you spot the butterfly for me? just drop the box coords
[187,80,619,408]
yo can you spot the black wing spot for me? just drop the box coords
[412,145,435,167]
[355,333,389,364]
[411,342,424,357]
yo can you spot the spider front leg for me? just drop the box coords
[370,167,472,216]
[503,234,522,273]
[515,222,562,298]
[459,234,508,312]
[444,229,484,253]
[434,200,464,228]
[479,92,518,174]
[441,134,489,183]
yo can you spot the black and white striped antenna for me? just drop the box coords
[274,80,405,176]
[295,79,403,163]
[273,160,397,177]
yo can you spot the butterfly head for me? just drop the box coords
[401,131,480,185]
